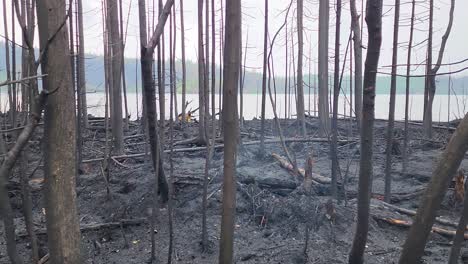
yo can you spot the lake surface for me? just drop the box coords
[83,93,467,122]
[1,92,464,122]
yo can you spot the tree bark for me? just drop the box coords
[179,0,186,123]
[318,0,330,136]
[348,0,383,263]
[119,0,129,130]
[218,0,240,262]
[76,0,88,127]
[137,0,172,204]
[349,0,362,130]
[448,177,468,264]
[399,113,468,263]
[158,0,166,148]
[107,0,124,154]
[37,0,82,262]
[204,0,210,133]
[197,0,207,143]
[422,0,455,139]
[402,0,416,174]
[384,0,400,203]
[2,0,15,125]
[330,0,342,199]
[259,0,268,156]
[296,0,306,136]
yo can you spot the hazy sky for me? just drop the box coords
[1,0,468,77]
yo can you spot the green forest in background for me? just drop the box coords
[1,42,467,95]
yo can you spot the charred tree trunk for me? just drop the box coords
[11,1,18,127]
[218,0,241,262]
[259,0,268,156]
[402,0,416,174]
[119,0,129,129]
[137,0,172,204]
[384,0,400,203]
[330,0,342,199]
[2,0,15,125]
[399,113,468,263]
[158,0,166,144]
[179,0,186,123]
[197,0,207,144]
[76,0,88,127]
[204,0,210,132]
[348,0,383,263]
[422,0,455,139]
[296,0,306,136]
[107,0,124,154]
[218,0,224,135]
[349,0,362,130]
[37,0,82,262]
[167,6,176,262]
[284,22,288,119]
[318,0,330,136]
[448,177,468,264]
[172,0,178,122]
[239,10,244,128]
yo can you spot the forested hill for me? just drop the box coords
[1,41,468,95]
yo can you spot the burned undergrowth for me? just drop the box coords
[1,117,467,263]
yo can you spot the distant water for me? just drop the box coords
[83,92,467,122]
[1,92,465,122]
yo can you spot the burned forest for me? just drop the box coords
[2,0,468,263]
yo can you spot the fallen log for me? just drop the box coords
[38,253,49,264]
[82,137,356,164]
[372,215,468,240]
[271,153,331,184]
[124,134,145,140]
[17,218,146,238]
[371,199,466,231]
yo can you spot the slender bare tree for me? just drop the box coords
[76,0,88,127]
[402,0,416,173]
[197,0,207,143]
[137,0,174,261]
[423,0,455,138]
[384,0,400,202]
[318,0,330,135]
[37,0,82,261]
[348,0,383,263]
[330,0,342,199]
[349,0,362,129]
[259,0,268,156]
[106,0,124,154]
[219,0,241,262]
[180,0,187,123]
[399,112,468,263]
[296,0,306,136]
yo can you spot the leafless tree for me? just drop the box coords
[197,0,207,144]
[423,0,455,138]
[318,0,330,136]
[330,0,342,199]
[296,0,306,136]
[402,0,416,173]
[76,0,88,127]
[219,0,241,262]
[180,0,187,123]
[348,0,383,263]
[399,112,468,263]
[349,0,362,129]
[37,0,82,261]
[137,0,174,262]
[259,0,268,156]
[107,0,124,154]
[384,0,400,202]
